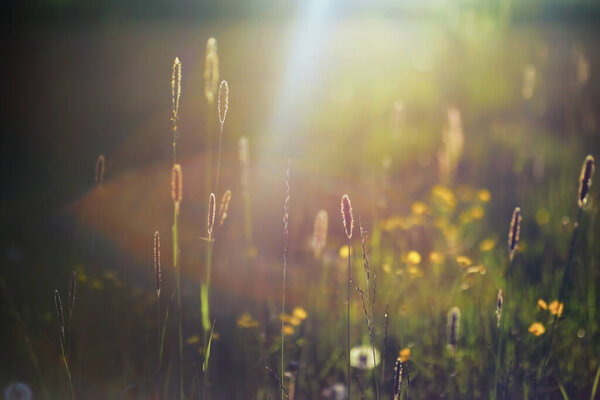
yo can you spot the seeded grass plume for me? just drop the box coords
[218,189,232,227]
[340,194,353,399]
[281,159,291,400]
[508,207,521,261]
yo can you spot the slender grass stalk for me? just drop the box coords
[358,224,379,400]
[171,164,184,400]
[537,155,595,397]
[393,358,402,400]
[281,159,291,400]
[55,290,75,400]
[204,39,219,213]
[153,231,162,399]
[447,307,460,400]
[590,364,600,400]
[202,193,216,335]
[341,194,354,399]
[494,289,503,400]
[381,303,389,386]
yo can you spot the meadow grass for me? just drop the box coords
[9,28,598,399]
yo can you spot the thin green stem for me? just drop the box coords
[215,123,224,196]
[347,241,351,400]
[58,327,75,400]
[156,294,161,400]
[590,364,600,400]
[494,324,501,400]
[173,208,184,400]
[536,207,583,398]
[281,251,287,400]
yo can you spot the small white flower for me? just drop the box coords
[350,345,380,370]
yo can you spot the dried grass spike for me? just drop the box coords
[508,207,522,260]
[447,306,461,351]
[154,230,161,297]
[171,164,183,213]
[393,357,403,400]
[312,210,328,258]
[207,193,216,241]
[496,289,503,328]
[204,38,220,104]
[218,190,232,227]
[341,194,354,239]
[171,57,182,120]
[218,80,229,126]
[578,155,595,208]
[95,154,105,185]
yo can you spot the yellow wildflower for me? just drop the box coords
[279,313,293,323]
[429,251,444,264]
[411,202,428,216]
[292,307,308,320]
[237,313,259,328]
[186,335,200,345]
[548,300,564,316]
[399,347,411,362]
[478,189,491,202]
[339,246,350,259]
[288,316,302,327]
[480,238,496,252]
[407,265,423,278]
[529,322,546,336]
[456,256,472,268]
[283,325,294,335]
[407,251,422,265]
[537,299,548,310]
[471,205,484,220]
[432,185,457,209]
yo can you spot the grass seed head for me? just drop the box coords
[204,38,220,104]
[153,230,161,297]
[508,207,521,261]
[578,155,595,208]
[496,289,503,328]
[341,194,353,240]
[171,164,183,214]
[393,357,403,399]
[218,80,229,126]
[171,57,182,121]
[447,306,461,350]
[208,193,216,241]
[218,190,232,227]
